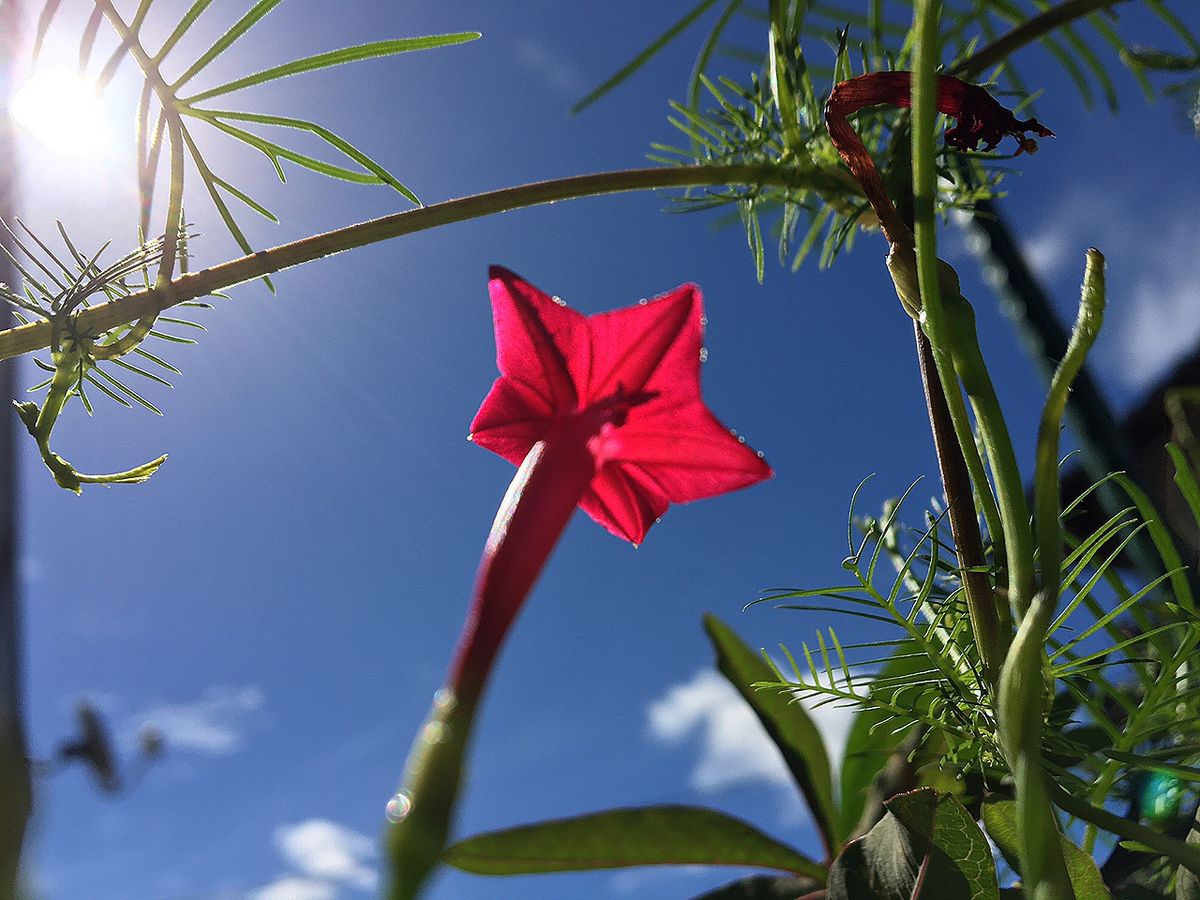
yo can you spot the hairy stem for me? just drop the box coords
[913,325,1008,683]
[0,164,831,361]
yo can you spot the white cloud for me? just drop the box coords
[126,685,264,756]
[647,669,859,797]
[1019,229,1071,280]
[18,555,42,584]
[610,864,707,896]
[1108,218,1200,390]
[248,875,336,900]
[1000,190,1200,394]
[513,38,586,98]
[273,819,377,891]
[649,670,791,792]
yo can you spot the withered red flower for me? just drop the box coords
[824,71,1054,245]
[470,265,772,545]
[827,72,1053,155]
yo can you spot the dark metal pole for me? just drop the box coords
[0,0,28,894]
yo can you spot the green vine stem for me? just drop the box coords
[911,1,1068,897]
[0,164,833,361]
[940,287,1035,619]
[997,250,1105,886]
[927,327,1008,587]
[903,4,1015,684]
[912,325,1011,673]
[1033,250,1105,610]
[89,0,190,361]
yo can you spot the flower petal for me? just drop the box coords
[602,400,773,503]
[585,284,699,402]
[578,463,670,545]
[469,376,554,467]
[488,266,587,414]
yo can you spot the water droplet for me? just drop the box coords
[422,721,450,744]
[432,688,456,712]
[551,295,567,306]
[386,792,412,823]
[466,434,474,442]
[698,348,709,363]
[756,450,765,458]
[638,298,648,305]
[699,315,708,327]
[737,436,746,444]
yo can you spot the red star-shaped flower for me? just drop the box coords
[389,268,772,895]
[470,266,773,544]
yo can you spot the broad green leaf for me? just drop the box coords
[982,797,1110,900]
[689,872,822,899]
[828,788,998,900]
[704,614,837,854]
[838,648,928,840]
[443,806,823,879]
[181,34,482,103]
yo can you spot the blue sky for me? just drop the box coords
[10,1,1199,898]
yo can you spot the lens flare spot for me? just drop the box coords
[385,791,412,824]
[11,70,111,158]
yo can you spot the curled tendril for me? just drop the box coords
[14,323,166,494]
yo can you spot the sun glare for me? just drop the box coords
[10,69,111,158]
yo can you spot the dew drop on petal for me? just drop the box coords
[756,450,765,458]
[638,298,648,305]
[551,295,567,306]
[699,315,708,327]
[698,348,709,363]
[422,720,450,744]
[466,434,474,442]
[433,688,457,712]
[737,436,746,443]
[386,792,412,824]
